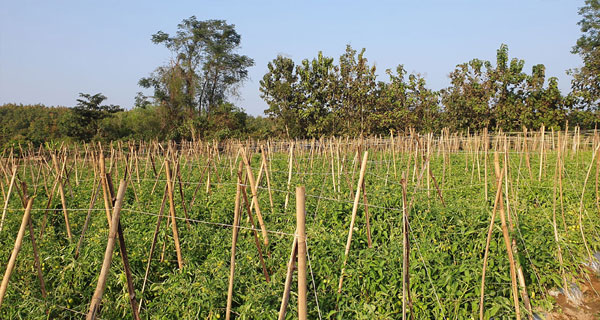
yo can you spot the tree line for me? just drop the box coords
[1,0,599,147]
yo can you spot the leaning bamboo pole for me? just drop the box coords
[0,196,34,308]
[225,165,242,320]
[338,151,368,293]
[86,179,128,320]
[0,165,17,232]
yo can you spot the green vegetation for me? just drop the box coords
[0,136,599,318]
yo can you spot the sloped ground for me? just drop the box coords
[547,270,600,320]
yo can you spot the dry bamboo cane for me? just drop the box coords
[238,173,271,282]
[401,175,413,320]
[86,179,128,320]
[297,186,307,320]
[479,157,506,319]
[137,185,168,314]
[226,169,243,320]
[552,148,570,302]
[0,165,17,232]
[174,160,192,229]
[361,179,373,248]
[504,139,533,319]
[284,142,295,210]
[99,150,113,229]
[241,149,269,247]
[0,196,34,308]
[75,179,102,259]
[577,144,600,263]
[539,125,545,181]
[338,151,368,293]
[494,152,521,320]
[260,145,275,213]
[51,153,72,240]
[165,160,184,269]
[101,172,141,320]
[21,190,46,300]
[278,237,298,320]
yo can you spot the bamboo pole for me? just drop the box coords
[297,186,307,320]
[0,165,17,232]
[241,149,269,247]
[278,237,298,320]
[338,151,368,293]
[284,143,295,210]
[494,152,521,320]
[165,160,184,269]
[86,179,128,320]
[225,167,242,320]
[0,197,34,308]
[138,185,168,314]
[52,153,72,240]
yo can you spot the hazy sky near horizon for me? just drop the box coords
[0,0,586,116]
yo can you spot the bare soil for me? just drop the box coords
[546,270,600,320]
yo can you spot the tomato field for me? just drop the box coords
[1,130,599,319]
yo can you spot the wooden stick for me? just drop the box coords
[0,197,34,308]
[297,186,307,320]
[225,171,242,320]
[52,153,71,240]
[0,165,17,232]
[284,143,295,210]
[241,149,269,247]
[138,185,168,314]
[494,152,521,320]
[278,237,297,320]
[479,169,505,320]
[165,160,184,269]
[75,179,102,259]
[361,181,372,248]
[104,175,141,320]
[86,179,128,320]
[338,151,368,293]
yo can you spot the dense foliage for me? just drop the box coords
[1,140,599,318]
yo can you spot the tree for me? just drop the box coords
[260,55,301,138]
[570,0,600,109]
[441,58,494,131]
[64,93,122,141]
[337,45,378,135]
[140,16,254,124]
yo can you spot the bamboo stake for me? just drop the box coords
[297,186,307,320]
[75,179,102,259]
[241,149,269,247]
[284,143,295,210]
[494,152,521,320]
[52,153,71,240]
[165,160,184,269]
[278,237,298,320]
[338,151,368,293]
[0,165,17,232]
[138,185,168,314]
[86,179,128,320]
[225,166,242,320]
[401,175,412,320]
[0,197,34,308]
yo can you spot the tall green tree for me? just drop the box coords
[140,17,254,136]
[63,93,122,141]
[337,45,378,135]
[260,55,301,138]
[570,0,600,109]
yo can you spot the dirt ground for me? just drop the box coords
[546,270,600,320]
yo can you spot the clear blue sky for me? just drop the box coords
[0,0,586,116]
